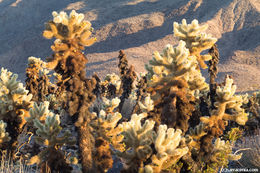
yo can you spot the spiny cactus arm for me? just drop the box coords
[101,97,121,113]
[188,123,207,141]
[26,101,52,123]
[223,109,249,125]
[215,76,249,125]
[43,10,96,44]
[115,113,155,167]
[213,138,242,161]
[0,120,11,144]
[173,19,217,69]
[0,68,33,120]
[144,125,188,172]
[138,94,154,112]
[33,114,75,147]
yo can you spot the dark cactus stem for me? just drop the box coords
[148,80,195,134]
[161,87,195,134]
[132,75,148,114]
[92,73,102,98]
[208,44,219,109]
[40,148,73,173]
[117,50,137,112]
[199,96,210,117]
[25,65,51,103]
[48,41,98,172]
[118,50,129,79]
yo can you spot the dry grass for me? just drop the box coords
[0,151,38,173]
[233,129,260,169]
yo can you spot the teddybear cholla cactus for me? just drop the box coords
[141,125,189,173]
[28,101,76,172]
[200,76,249,128]
[43,10,96,72]
[112,112,189,173]
[174,19,217,69]
[146,40,209,95]
[0,68,32,155]
[42,10,98,172]
[25,56,52,103]
[90,97,124,171]
[26,101,52,123]
[145,19,216,134]
[182,76,249,172]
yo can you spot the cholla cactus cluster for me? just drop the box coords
[0,10,258,173]
[142,125,189,172]
[28,102,75,172]
[32,113,75,148]
[0,68,32,154]
[200,76,249,133]
[116,113,155,165]
[174,19,217,69]
[26,56,53,103]
[43,10,96,46]
[26,101,52,123]
[0,68,32,117]
[146,40,208,95]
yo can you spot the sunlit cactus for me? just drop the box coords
[0,68,32,155]
[138,94,154,112]
[33,114,75,147]
[115,113,155,172]
[28,113,75,172]
[174,19,217,69]
[43,10,96,45]
[146,40,209,97]
[43,10,96,72]
[142,126,189,172]
[26,101,53,123]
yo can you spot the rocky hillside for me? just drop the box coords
[0,0,259,92]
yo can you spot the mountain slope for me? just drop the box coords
[0,0,259,92]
